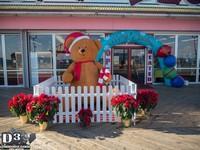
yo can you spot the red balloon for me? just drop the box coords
[156,45,172,57]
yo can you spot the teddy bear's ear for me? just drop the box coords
[94,40,101,50]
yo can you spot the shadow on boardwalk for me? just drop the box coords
[0,85,200,142]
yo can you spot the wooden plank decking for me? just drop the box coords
[0,85,200,150]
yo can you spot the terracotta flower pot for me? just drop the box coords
[19,115,28,124]
[39,122,48,132]
[122,118,132,127]
[137,109,146,119]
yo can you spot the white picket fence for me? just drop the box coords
[33,75,137,124]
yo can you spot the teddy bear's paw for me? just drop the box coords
[62,73,73,83]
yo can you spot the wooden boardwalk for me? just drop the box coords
[0,85,200,150]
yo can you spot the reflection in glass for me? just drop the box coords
[56,70,65,83]
[31,71,53,85]
[56,35,72,70]
[0,71,4,85]
[155,35,175,55]
[5,35,22,70]
[131,49,145,83]
[56,70,65,77]
[177,69,196,82]
[154,35,175,83]
[29,35,53,85]
[199,69,200,82]
[113,49,128,78]
[177,35,198,68]
[7,71,23,85]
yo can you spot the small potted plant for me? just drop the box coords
[137,89,159,118]
[78,108,93,128]
[8,93,32,124]
[26,94,60,131]
[111,94,139,127]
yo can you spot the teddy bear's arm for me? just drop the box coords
[95,61,103,71]
[62,63,75,84]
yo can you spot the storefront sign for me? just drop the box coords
[104,50,111,70]
[146,51,153,84]
[129,0,200,5]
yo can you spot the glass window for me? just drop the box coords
[5,35,22,70]
[154,35,175,83]
[0,71,4,85]
[177,35,198,68]
[29,34,53,86]
[177,69,196,82]
[7,71,23,85]
[31,71,53,85]
[155,35,175,55]
[0,37,3,70]
[30,35,52,52]
[30,35,53,70]
[199,69,200,82]
[56,35,72,70]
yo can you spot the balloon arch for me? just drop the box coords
[96,30,185,88]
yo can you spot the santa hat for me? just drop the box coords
[64,32,89,53]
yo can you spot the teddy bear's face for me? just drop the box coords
[70,39,101,62]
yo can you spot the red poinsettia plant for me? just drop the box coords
[8,93,33,117]
[137,89,159,112]
[78,108,93,127]
[26,94,60,124]
[111,94,139,120]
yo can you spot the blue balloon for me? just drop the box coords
[96,30,163,61]
[171,76,185,88]
[164,55,176,67]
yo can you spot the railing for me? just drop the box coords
[0,0,199,6]
[0,0,130,6]
[33,74,137,124]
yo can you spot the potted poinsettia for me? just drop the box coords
[78,108,93,128]
[26,94,60,131]
[8,93,33,124]
[111,94,139,127]
[137,89,159,118]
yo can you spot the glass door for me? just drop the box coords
[130,48,145,84]
[112,48,129,79]
[112,47,145,84]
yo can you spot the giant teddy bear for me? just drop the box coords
[62,32,111,87]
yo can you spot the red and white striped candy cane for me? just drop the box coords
[98,67,111,87]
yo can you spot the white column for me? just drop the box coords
[52,33,57,81]
[2,34,7,86]
[175,34,178,70]
[196,35,200,82]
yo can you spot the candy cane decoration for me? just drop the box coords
[98,67,111,87]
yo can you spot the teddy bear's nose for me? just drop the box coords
[80,48,86,53]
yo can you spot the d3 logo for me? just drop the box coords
[2,132,21,145]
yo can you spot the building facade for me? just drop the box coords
[0,0,200,87]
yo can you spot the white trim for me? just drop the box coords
[68,36,90,52]
[2,34,7,86]
[0,85,24,87]
[176,68,200,70]
[197,35,200,82]
[52,33,57,80]
[19,32,25,87]
[144,48,147,84]
[175,34,178,69]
